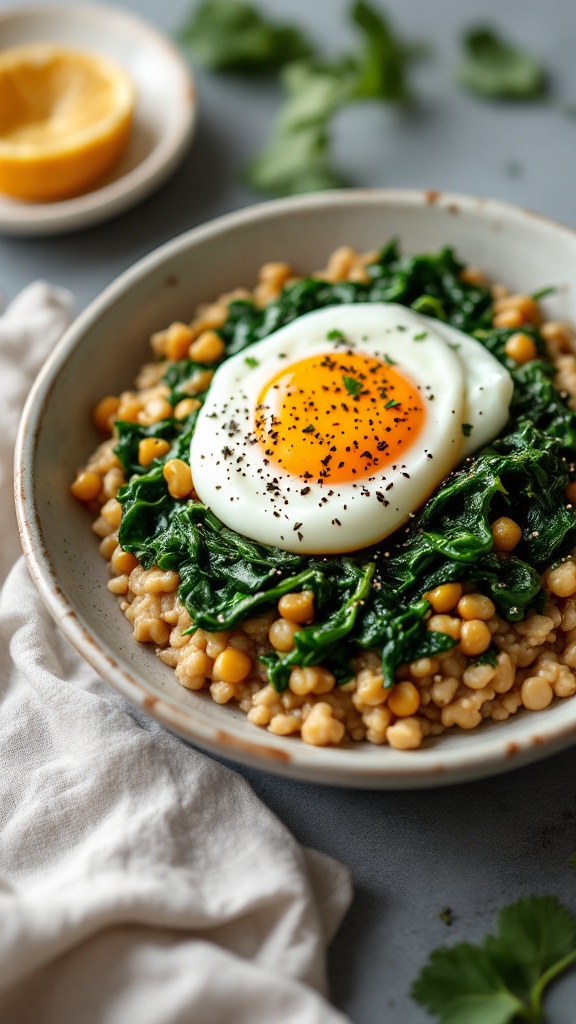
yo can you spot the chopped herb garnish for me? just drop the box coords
[568,854,576,869]
[244,355,260,367]
[461,423,473,437]
[302,423,315,434]
[327,328,346,340]
[384,398,400,409]
[413,896,576,1024]
[383,354,397,365]
[413,331,428,341]
[438,907,453,926]
[342,375,363,398]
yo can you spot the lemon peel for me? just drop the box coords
[0,44,136,202]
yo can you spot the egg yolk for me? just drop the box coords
[255,350,426,484]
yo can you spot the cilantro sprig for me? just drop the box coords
[412,896,576,1024]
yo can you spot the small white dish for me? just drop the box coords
[0,3,196,236]
[14,190,576,788]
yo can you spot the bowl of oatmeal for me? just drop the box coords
[15,189,576,787]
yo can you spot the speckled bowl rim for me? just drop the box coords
[15,188,576,788]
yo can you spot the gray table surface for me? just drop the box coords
[2,1,576,1021]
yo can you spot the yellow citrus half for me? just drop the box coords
[0,44,136,202]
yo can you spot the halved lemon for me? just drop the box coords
[0,44,136,202]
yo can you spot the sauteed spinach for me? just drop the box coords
[116,244,576,688]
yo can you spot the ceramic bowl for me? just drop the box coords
[15,189,576,788]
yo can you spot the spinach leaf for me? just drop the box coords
[382,423,574,609]
[115,419,175,478]
[220,244,493,355]
[261,561,375,691]
[456,27,548,100]
[475,326,576,448]
[163,360,215,405]
[114,405,202,479]
[177,0,313,74]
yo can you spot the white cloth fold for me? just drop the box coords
[0,285,352,1024]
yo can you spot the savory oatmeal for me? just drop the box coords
[71,243,576,750]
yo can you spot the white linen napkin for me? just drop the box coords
[0,284,352,1024]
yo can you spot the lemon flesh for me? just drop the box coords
[0,44,136,202]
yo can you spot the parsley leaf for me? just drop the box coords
[177,0,312,73]
[342,375,363,398]
[245,0,422,195]
[244,355,259,367]
[412,896,576,1024]
[384,398,400,409]
[456,27,548,100]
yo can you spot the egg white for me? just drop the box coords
[190,303,512,554]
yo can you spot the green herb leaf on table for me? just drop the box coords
[245,0,422,196]
[177,0,313,73]
[413,896,576,1024]
[350,0,421,104]
[456,27,548,100]
[244,58,355,195]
